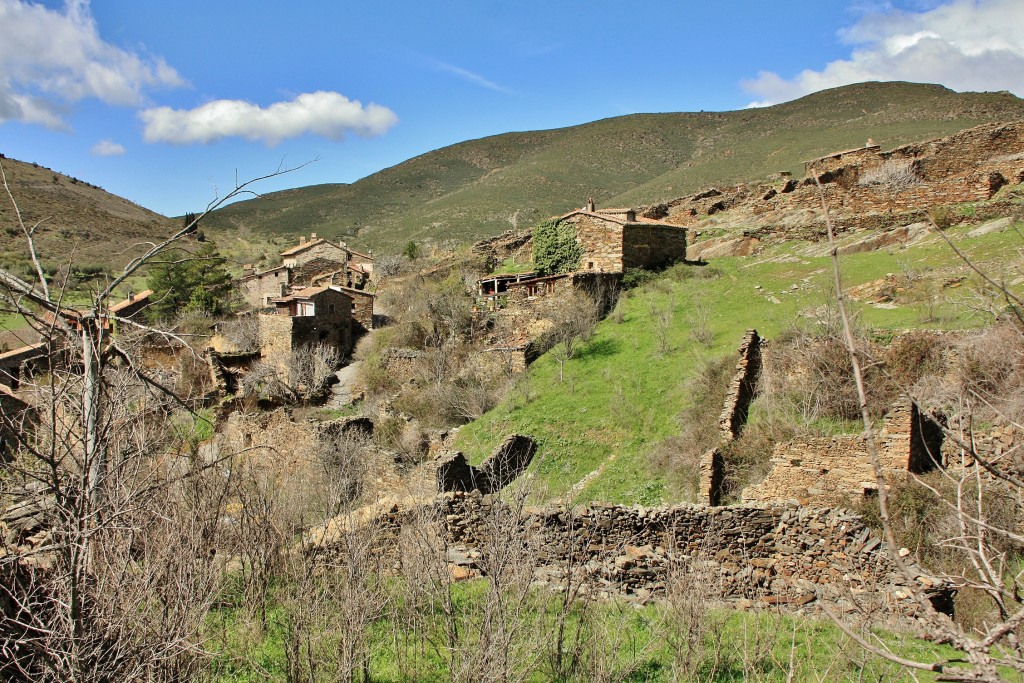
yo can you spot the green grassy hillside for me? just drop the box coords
[203,82,1024,254]
[452,209,1024,505]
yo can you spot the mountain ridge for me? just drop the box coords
[201,82,1024,253]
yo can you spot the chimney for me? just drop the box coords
[242,263,255,276]
[127,291,135,302]
[299,236,306,245]
[866,138,877,148]
[626,209,636,222]
[586,197,595,212]
[311,232,317,240]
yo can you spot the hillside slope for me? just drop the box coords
[0,156,176,277]
[203,82,1024,253]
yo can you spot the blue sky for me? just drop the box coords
[2,0,1024,217]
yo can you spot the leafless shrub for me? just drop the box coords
[287,342,341,398]
[544,289,600,381]
[689,298,714,348]
[760,317,892,427]
[0,160,307,682]
[374,253,403,279]
[857,158,922,192]
[663,539,726,680]
[217,314,260,352]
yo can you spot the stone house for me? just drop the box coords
[558,199,688,273]
[280,233,352,269]
[258,287,354,365]
[240,265,291,308]
[333,285,375,336]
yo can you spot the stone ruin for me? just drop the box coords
[436,434,538,494]
[699,329,763,505]
[698,329,951,507]
[742,402,944,505]
[311,490,953,622]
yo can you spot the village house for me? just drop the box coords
[279,233,352,269]
[559,199,688,273]
[258,286,354,366]
[238,234,375,339]
[240,265,291,308]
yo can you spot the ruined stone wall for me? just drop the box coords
[741,402,940,505]
[436,435,537,494]
[889,122,1024,181]
[472,229,533,269]
[564,214,625,272]
[257,313,295,367]
[670,122,1024,236]
[422,493,949,617]
[805,145,882,176]
[622,224,688,270]
[757,172,1008,217]
[719,330,762,441]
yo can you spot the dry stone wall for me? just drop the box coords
[742,402,943,505]
[351,492,952,619]
[621,224,689,271]
[719,329,762,441]
[667,121,1024,241]
[436,435,537,494]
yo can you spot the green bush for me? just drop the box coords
[532,219,581,276]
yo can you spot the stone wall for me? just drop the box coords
[240,268,289,308]
[472,229,533,269]
[667,122,1024,238]
[719,329,762,441]
[564,213,625,272]
[741,402,943,506]
[346,492,951,619]
[257,312,296,367]
[436,434,537,494]
[622,224,688,271]
[337,287,374,336]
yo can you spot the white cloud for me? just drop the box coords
[90,139,125,156]
[139,91,399,146]
[0,0,185,128]
[743,0,1024,106]
[423,56,513,94]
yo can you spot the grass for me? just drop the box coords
[203,577,965,682]
[453,221,1024,504]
